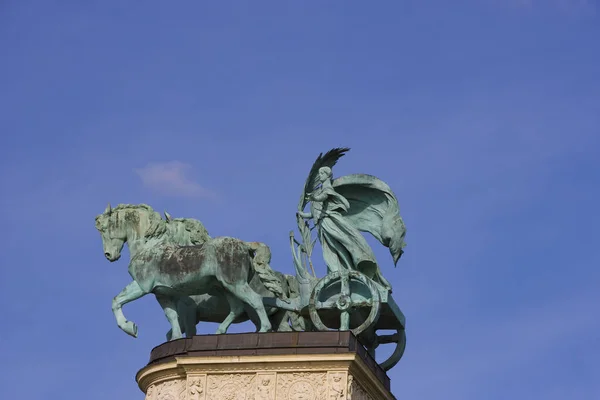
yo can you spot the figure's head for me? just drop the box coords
[315,166,332,186]
[95,203,126,262]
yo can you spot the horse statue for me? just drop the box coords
[95,203,288,339]
[94,148,409,373]
[159,212,303,339]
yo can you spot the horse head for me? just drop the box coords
[95,203,167,262]
[94,203,126,261]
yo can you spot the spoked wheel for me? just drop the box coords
[376,328,406,372]
[308,271,381,336]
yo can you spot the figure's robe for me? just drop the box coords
[311,174,406,290]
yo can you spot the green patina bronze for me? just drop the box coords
[95,148,408,371]
[95,204,290,339]
[158,214,297,339]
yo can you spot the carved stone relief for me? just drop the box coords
[146,384,156,400]
[277,372,328,400]
[347,375,373,400]
[327,372,347,399]
[144,371,378,399]
[145,379,186,400]
[206,374,256,400]
[187,374,206,400]
[255,373,276,400]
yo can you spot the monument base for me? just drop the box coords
[136,331,395,399]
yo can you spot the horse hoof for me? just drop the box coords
[123,321,138,338]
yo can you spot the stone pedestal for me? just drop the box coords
[136,331,395,400]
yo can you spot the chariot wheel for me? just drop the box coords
[374,328,406,372]
[308,270,381,336]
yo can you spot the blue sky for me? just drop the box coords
[1,1,599,399]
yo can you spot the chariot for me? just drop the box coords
[265,230,406,372]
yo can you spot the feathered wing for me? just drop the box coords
[298,147,350,211]
[332,174,407,265]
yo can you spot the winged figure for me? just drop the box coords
[296,148,406,290]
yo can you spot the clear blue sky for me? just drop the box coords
[1,1,599,399]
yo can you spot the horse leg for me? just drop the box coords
[271,309,292,332]
[224,282,272,333]
[167,299,198,342]
[216,294,245,334]
[112,280,146,337]
[177,299,197,337]
[156,294,184,340]
[166,300,196,340]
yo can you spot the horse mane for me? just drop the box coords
[166,217,211,245]
[110,203,167,239]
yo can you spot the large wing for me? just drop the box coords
[333,174,407,265]
[298,147,350,211]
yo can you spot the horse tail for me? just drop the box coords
[246,241,286,300]
[285,274,307,331]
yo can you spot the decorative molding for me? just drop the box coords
[138,353,395,399]
[177,354,357,367]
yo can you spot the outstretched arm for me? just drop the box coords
[297,210,312,219]
[305,185,333,204]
